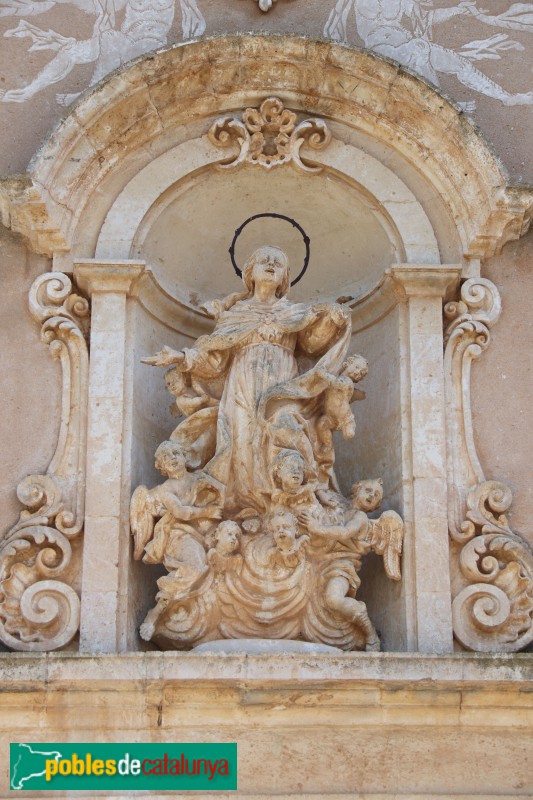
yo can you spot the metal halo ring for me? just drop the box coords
[229,213,310,287]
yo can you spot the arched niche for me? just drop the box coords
[2,35,532,656]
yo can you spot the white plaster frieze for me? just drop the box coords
[444,279,533,652]
[0,273,89,651]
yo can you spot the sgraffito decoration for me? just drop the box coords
[0,0,206,106]
[325,0,533,109]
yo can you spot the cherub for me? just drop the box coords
[130,440,222,560]
[268,511,309,569]
[316,354,368,455]
[271,449,320,515]
[207,520,243,574]
[298,478,404,651]
[164,366,219,418]
[130,440,222,641]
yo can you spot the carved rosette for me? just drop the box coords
[0,273,89,651]
[444,279,533,651]
[208,97,332,173]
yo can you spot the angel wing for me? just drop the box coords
[368,510,404,581]
[130,485,159,560]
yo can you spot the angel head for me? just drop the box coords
[341,354,368,383]
[154,440,187,479]
[213,520,241,556]
[272,449,307,494]
[351,478,383,513]
[269,510,299,553]
[243,246,290,299]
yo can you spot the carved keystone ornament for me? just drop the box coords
[208,97,332,172]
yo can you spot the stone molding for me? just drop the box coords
[0,273,89,651]
[444,279,533,651]
[0,36,531,260]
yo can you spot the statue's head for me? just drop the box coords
[269,510,298,552]
[243,245,290,298]
[154,440,186,478]
[272,449,306,493]
[214,520,241,556]
[351,478,383,512]
[342,354,368,383]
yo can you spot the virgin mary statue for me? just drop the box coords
[143,245,352,516]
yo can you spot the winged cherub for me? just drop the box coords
[298,478,404,650]
[130,440,222,640]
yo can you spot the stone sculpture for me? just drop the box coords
[131,245,405,651]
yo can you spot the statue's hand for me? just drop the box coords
[141,346,185,368]
[298,510,320,533]
[329,303,350,327]
[204,506,223,521]
[312,302,349,327]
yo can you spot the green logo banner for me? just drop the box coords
[10,743,237,791]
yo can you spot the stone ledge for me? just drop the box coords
[3,652,533,798]
[1,651,532,685]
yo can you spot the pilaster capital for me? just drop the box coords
[74,260,145,296]
[390,264,462,299]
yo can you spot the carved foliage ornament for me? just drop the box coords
[444,279,533,652]
[208,97,332,173]
[0,274,89,651]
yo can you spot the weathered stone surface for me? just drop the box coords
[2,652,533,798]
[133,245,405,652]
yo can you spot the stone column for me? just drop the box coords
[74,260,144,653]
[391,264,461,654]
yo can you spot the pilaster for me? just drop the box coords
[391,264,461,653]
[74,260,144,653]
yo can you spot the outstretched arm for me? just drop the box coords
[432,1,477,25]
[298,509,368,541]
[1,23,98,102]
[0,0,55,17]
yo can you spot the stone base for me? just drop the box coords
[2,651,533,798]
[192,638,341,654]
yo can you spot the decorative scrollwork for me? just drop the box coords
[452,526,533,652]
[208,97,332,173]
[444,278,502,543]
[0,273,89,651]
[444,280,533,651]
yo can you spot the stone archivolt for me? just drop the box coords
[0,274,89,651]
[444,279,533,652]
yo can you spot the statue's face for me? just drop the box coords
[352,480,383,512]
[278,457,305,492]
[216,523,240,555]
[272,519,297,551]
[251,247,287,291]
[167,452,186,478]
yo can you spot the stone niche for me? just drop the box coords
[1,35,533,658]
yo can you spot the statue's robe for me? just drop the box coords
[171,296,351,513]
